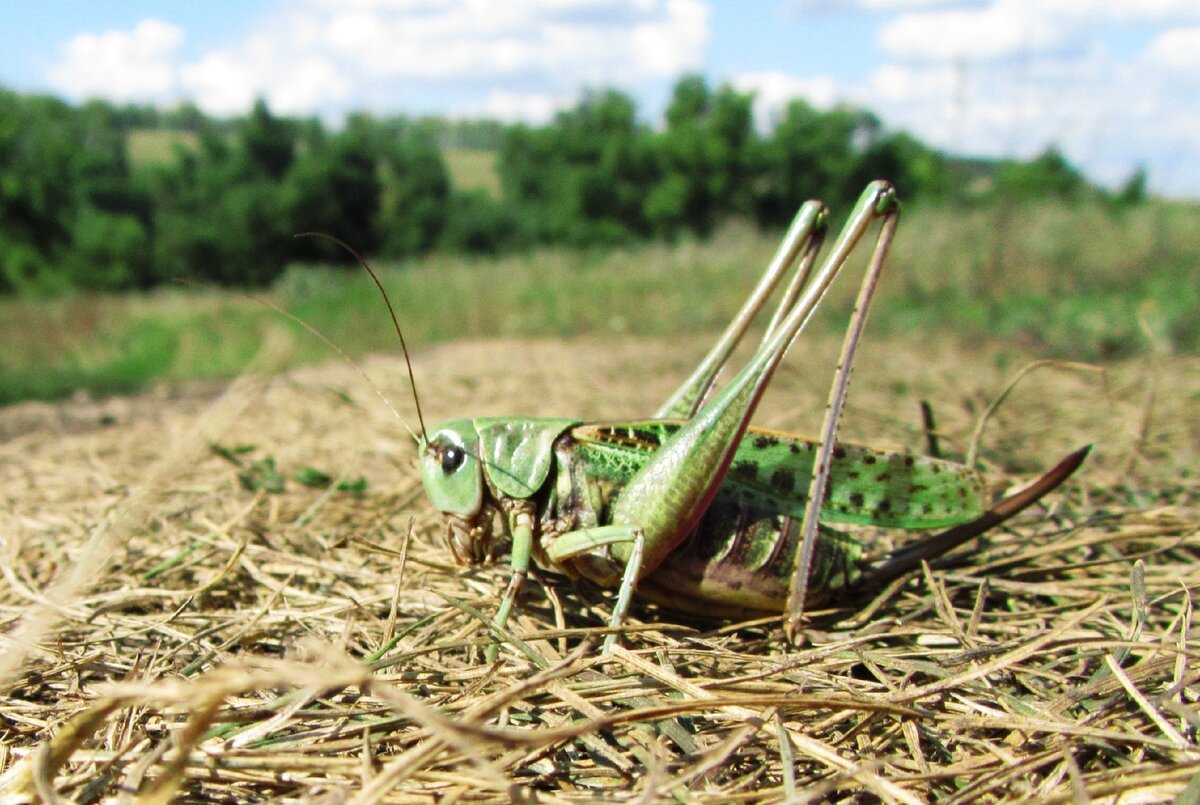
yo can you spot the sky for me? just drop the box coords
[3,0,1198,198]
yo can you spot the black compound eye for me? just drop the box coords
[441,445,466,473]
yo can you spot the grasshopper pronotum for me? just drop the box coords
[365,181,1087,651]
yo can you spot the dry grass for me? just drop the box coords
[1,329,1197,802]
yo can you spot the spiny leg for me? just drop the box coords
[656,201,829,419]
[761,217,826,347]
[606,182,900,586]
[536,184,897,652]
[784,195,900,643]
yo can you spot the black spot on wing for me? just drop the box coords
[769,468,795,494]
[732,460,758,480]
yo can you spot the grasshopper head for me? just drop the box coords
[419,420,496,565]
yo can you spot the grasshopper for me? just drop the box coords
[390,181,1088,649]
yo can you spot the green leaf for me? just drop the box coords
[335,476,368,495]
[238,456,285,493]
[211,443,258,467]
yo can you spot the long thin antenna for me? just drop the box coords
[296,232,429,442]
[174,276,417,442]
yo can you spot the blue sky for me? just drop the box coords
[3,1,1198,197]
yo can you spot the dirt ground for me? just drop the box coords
[1,331,1198,802]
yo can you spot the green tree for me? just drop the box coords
[646,76,759,236]
[240,99,295,180]
[65,206,152,290]
[994,145,1087,202]
[372,119,452,257]
[1116,165,1147,206]
[846,131,951,203]
[0,94,85,264]
[499,89,654,245]
[287,117,382,260]
[439,189,525,253]
[162,101,208,132]
[149,125,291,286]
[755,100,881,225]
[0,91,154,292]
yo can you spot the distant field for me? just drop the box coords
[126,128,199,166]
[444,148,501,197]
[0,198,1195,406]
[126,131,501,197]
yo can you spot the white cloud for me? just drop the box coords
[731,71,842,129]
[789,0,955,11]
[45,1,711,117]
[316,0,708,83]
[179,31,349,116]
[880,0,1200,62]
[1047,0,1200,23]
[880,1,1070,61]
[868,63,955,105]
[481,89,572,123]
[178,53,252,117]
[864,44,1200,193]
[47,19,183,102]
[630,0,710,77]
[729,23,1200,195]
[842,2,1200,194]
[1145,26,1200,71]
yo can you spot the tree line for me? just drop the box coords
[0,76,1137,294]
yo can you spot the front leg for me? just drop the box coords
[493,508,646,657]
[486,504,536,662]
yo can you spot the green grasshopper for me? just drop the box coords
[379,181,1087,649]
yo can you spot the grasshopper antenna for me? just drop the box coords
[174,276,419,442]
[296,232,429,443]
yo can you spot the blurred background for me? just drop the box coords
[0,0,1195,405]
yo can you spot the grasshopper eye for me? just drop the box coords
[441,445,466,473]
[420,421,483,518]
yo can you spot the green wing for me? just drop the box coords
[571,420,985,529]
